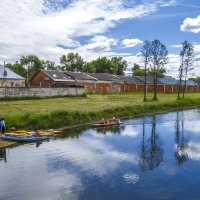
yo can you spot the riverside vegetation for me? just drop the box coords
[0,92,200,130]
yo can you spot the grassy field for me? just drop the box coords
[1,92,200,117]
[0,92,200,130]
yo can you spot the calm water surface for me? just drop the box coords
[1,109,200,200]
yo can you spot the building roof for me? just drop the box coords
[42,70,75,82]
[117,75,144,84]
[88,73,122,82]
[158,78,178,85]
[185,80,198,86]
[65,72,97,81]
[133,76,156,84]
[0,65,25,80]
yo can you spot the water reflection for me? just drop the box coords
[0,148,6,162]
[1,109,200,200]
[95,126,123,135]
[175,111,188,165]
[139,116,164,171]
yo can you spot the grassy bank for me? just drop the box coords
[0,93,200,130]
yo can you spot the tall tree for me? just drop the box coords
[60,52,84,72]
[20,55,44,85]
[177,43,186,99]
[182,41,194,98]
[141,40,151,102]
[93,57,118,74]
[149,39,168,100]
[111,56,127,75]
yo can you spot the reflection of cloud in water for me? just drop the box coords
[49,137,138,177]
[123,173,140,184]
[183,121,200,134]
[182,142,200,161]
[121,126,139,137]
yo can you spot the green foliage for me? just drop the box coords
[44,60,59,70]
[92,57,118,74]
[6,62,27,78]
[60,52,84,72]
[111,56,127,75]
[132,63,166,77]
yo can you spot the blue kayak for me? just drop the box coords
[1,135,53,142]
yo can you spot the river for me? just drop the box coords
[0,109,200,200]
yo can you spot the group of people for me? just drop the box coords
[100,117,120,124]
[0,118,5,135]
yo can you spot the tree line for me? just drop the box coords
[6,54,128,85]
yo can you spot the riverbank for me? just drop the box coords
[1,93,200,148]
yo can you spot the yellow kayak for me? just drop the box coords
[5,132,33,137]
[14,129,62,135]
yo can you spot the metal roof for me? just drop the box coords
[65,72,97,81]
[133,76,157,84]
[88,73,122,82]
[117,75,144,84]
[42,70,75,82]
[0,65,25,80]
[158,78,178,85]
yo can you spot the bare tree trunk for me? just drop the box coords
[144,57,147,102]
[153,64,157,100]
[183,65,188,98]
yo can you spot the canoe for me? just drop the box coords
[92,121,123,128]
[1,135,53,142]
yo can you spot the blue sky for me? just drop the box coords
[0,0,200,76]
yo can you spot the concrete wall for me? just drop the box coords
[0,87,84,97]
[0,79,25,87]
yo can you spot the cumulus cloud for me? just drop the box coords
[180,15,200,33]
[0,0,178,64]
[122,38,143,48]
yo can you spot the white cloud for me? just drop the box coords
[122,38,143,48]
[0,0,178,64]
[180,15,200,33]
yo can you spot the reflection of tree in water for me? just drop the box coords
[139,116,164,171]
[96,126,124,135]
[175,111,188,165]
[0,148,6,163]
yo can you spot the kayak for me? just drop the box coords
[14,130,62,135]
[1,135,53,142]
[92,121,123,128]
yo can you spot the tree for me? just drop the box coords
[60,52,84,72]
[111,56,127,75]
[141,40,151,102]
[182,41,194,98]
[6,62,27,78]
[93,57,118,74]
[132,63,165,77]
[82,62,96,73]
[20,55,44,85]
[44,60,59,70]
[149,39,168,100]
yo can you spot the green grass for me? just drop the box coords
[1,92,200,129]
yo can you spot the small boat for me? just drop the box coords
[1,135,53,142]
[92,119,123,128]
